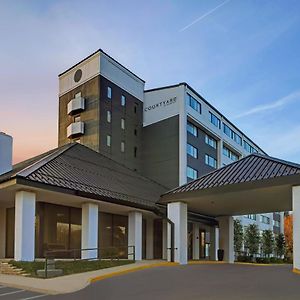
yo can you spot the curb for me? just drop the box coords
[188,261,226,265]
[293,268,300,275]
[235,262,287,267]
[90,262,179,283]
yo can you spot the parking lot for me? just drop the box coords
[0,285,47,300]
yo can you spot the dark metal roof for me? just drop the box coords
[0,143,167,211]
[163,153,300,196]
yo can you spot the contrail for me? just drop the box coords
[179,0,231,32]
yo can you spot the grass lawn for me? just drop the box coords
[10,259,135,278]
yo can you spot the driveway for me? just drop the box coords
[4,264,300,300]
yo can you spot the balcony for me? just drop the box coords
[67,122,85,138]
[67,97,85,115]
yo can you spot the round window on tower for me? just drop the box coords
[74,69,82,83]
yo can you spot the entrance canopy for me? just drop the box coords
[160,154,300,217]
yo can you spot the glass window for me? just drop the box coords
[121,95,126,106]
[223,124,242,146]
[187,143,198,158]
[245,214,257,220]
[244,141,258,153]
[223,146,239,162]
[205,154,217,168]
[107,135,111,147]
[70,208,82,251]
[209,112,221,128]
[187,94,201,113]
[121,141,125,152]
[187,121,198,137]
[121,118,125,130]
[134,147,137,157]
[273,220,280,227]
[187,166,198,180]
[260,215,270,224]
[107,86,112,99]
[205,134,217,149]
[107,111,111,123]
[98,212,128,259]
[5,208,15,258]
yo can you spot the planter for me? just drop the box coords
[217,249,224,261]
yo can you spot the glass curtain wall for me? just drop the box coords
[98,212,128,258]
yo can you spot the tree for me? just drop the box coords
[234,219,244,255]
[284,214,293,257]
[261,230,275,258]
[275,233,285,258]
[244,224,260,258]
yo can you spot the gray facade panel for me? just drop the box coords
[142,116,179,189]
[99,76,143,171]
[187,125,217,178]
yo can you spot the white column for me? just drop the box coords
[146,218,154,259]
[14,191,36,261]
[293,186,300,271]
[218,216,234,263]
[162,219,167,260]
[128,211,143,260]
[0,208,6,258]
[192,223,200,260]
[210,226,219,261]
[81,203,98,259]
[167,202,188,265]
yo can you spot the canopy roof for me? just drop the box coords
[160,154,300,217]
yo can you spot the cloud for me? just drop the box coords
[179,0,231,32]
[234,91,300,119]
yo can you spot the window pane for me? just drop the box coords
[107,87,112,99]
[107,135,111,147]
[107,111,111,123]
[187,122,197,136]
[187,143,198,158]
[121,118,125,129]
[121,95,126,106]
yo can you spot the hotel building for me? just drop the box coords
[0,50,286,264]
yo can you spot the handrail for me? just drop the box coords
[44,245,135,278]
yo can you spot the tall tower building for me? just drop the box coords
[58,50,145,171]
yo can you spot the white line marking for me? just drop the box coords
[21,294,48,300]
[0,289,25,297]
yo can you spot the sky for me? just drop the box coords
[0,0,300,163]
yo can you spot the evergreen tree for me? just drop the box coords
[275,233,285,258]
[244,224,260,258]
[261,230,275,258]
[234,219,244,255]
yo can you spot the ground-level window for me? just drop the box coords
[98,212,128,258]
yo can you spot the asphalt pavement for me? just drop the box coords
[34,263,300,300]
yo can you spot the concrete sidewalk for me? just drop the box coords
[0,260,174,295]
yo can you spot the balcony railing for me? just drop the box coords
[67,97,85,115]
[67,121,84,138]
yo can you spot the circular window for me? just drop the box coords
[74,69,82,83]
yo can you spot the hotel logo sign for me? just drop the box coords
[144,97,177,112]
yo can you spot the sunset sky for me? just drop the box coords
[1,0,300,163]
